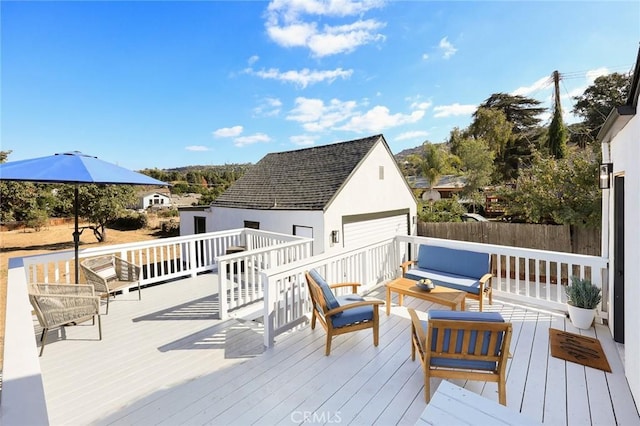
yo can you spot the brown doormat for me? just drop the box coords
[549,328,611,372]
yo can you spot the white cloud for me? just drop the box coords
[287,97,358,132]
[410,100,432,110]
[234,133,272,147]
[290,134,318,146]
[254,97,283,117]
[396,130,429,141]
[247,67,353,88]
[248,55,259,65]
[439,37,457,59]
[265,0,386,57]
[185,145,210,152]
[512,76,552,97]
[422,53,429,60]
[338,106,425,133]
[433,103,476,118]
[287,96,427,133]
[213,126,243,138]
[586,67,609,83]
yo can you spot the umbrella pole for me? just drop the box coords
[73,185,80,284]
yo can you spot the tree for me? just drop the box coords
[548,105,568,159]
[456,137,495,212]
[59,184,136,242]
[468,108,513,157]
[501,150,601,227]
[572,72,631,144]
[407,143,446,199]
[477,93,547,180]
[479,93,546,133]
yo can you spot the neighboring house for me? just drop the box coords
[406,175,466,201]
[180,134,417,254]
[137,191,171,210]
[597,45,639,410]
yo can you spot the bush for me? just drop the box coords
[158,209,179,218]
[160,219,180,237]
[25,209,49,231]
[418,198,467,223]
[108,212,148,230]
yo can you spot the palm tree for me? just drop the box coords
[408,143,444,210]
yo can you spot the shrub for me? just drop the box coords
[158,209,179,218]
[25,209,49,231]
[160,219,180,237]
[108,212,148,230]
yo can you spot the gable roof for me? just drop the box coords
[211,134,384,210]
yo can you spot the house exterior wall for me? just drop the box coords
[179,207,213,235]
[324,139,417,250]
[211,208,325,254]
[139,193,171,210]
[604,112,640,406]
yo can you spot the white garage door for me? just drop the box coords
[343,213,409,249]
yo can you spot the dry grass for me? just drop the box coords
[0,217,164,369]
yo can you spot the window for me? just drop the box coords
[244,220,260,229]
[379,166,384,180]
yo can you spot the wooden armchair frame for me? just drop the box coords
[408,308,512,405]
[29,283,102,356]
[81,255,141,314]
[305,270,384,356]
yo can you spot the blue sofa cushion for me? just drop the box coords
[309,269,340,313]
[416,245,489,279]
[425,310,505,371]
[331,294,374,328]
[404,269,482,295]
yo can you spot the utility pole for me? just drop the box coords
[552,70,562,113]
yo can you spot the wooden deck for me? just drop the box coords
[35,275,639,425]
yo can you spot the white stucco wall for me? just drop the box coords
[605,112,640,406]
[179,207,213,236]
[211,207,325,254]
[324,139,417,249]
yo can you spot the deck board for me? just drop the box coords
[33,276,640,425]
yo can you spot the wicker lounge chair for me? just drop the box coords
[81,255,141,314]
[29,283,102,356]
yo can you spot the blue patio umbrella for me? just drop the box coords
[0,151,168,282]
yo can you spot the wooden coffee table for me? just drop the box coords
[385,277,466,315]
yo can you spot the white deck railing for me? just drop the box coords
[261,238,399,347]
[2,232,610,425]
[261,235,609,347]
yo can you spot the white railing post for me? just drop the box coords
[262,272,275,348]
[218,261,229,320]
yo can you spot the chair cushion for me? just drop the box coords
[92,261,118,281]
[331,294,373,328]
[404,269,482,295]
[426,310,505,371]
[309,269,340,312]
[416,245,489,279]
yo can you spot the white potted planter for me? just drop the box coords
[565,276,601,330]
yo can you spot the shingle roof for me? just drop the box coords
[211,134,383,210]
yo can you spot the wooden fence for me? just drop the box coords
[417,222,601,256]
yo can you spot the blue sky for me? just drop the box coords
[2,1,638,171]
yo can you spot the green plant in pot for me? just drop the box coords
[565,276,602,329]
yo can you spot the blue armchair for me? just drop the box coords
[305,269,384,356]
[408,308,513,404]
